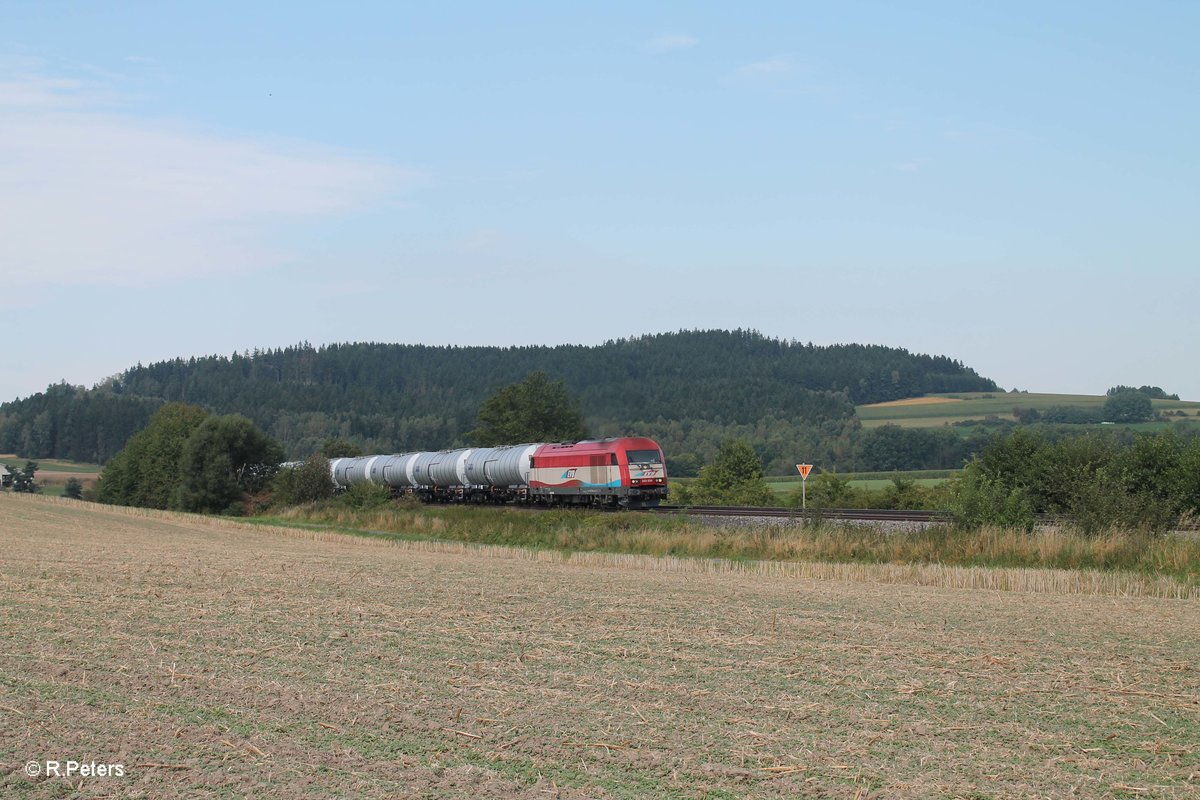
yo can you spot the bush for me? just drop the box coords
[687,439,777,506]
[951,429,1200,533]
[273,456,335,505]
[949,472,1036,531]
[341,481,393,511]
[787,472,851,509]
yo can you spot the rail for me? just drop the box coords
[650,505,951,522]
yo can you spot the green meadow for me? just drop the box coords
[766,476,950,494]
[856,391,1200,429]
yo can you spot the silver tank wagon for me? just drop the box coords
[463,443,540,487]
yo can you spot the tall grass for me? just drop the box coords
[260,502,1200,584]
[14,494,1197,598]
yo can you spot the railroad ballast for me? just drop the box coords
[329,436,668,508]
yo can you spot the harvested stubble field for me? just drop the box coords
[1,496,1198,799]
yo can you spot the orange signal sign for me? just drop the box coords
[797,464,813,479]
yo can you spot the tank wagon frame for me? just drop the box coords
[330,437,668,509]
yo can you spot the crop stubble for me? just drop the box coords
[1,496,1197,798]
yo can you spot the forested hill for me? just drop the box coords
[1,330,996,468]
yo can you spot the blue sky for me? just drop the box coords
[3,1,1198,402]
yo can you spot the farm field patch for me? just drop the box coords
[0,457,101,496]
[2,496,1198,798]
[856,392,1200,430]
[0,457,102,474]
[861,396,966,408]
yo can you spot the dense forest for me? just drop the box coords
[0,330,997,471]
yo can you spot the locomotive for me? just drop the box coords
[329,437,668,509]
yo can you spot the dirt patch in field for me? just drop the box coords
[32,472,99,489]
[1,495,1198,798]
[862,396,966,408]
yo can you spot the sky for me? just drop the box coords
[2,1,1198,403]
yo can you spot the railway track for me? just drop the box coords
[650,507,1200,532]
[650,505,951,523]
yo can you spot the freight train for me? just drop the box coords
[328,437,668,509]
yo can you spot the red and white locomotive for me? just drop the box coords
[330,436,668,508]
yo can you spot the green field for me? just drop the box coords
[856,391,1200,429]
[0,456,102,474]
[677,468,960,500]
[768,477,948,493]
[766,469,957,495]
[0,456,102,497]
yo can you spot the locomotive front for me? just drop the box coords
[615,437,669,508]
[528,437,668,508]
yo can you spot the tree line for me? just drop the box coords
[74,369,1200,535]
[0,330,996,465]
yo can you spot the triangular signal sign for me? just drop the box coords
[797,464,813,479]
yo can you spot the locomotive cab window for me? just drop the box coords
[625,450,662,467]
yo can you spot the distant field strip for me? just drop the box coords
[861,396,964,408]
[856,391,1200,428]
[6,495,1197,599]
[0,457,102,474]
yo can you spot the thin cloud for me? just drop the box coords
[645,34,698,53]
[735,57,790,79]
[0,72,409,299]
[0,73,103,108]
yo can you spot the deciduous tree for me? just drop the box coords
[1103,390,1154,423]
[687,439,777,506]
[96,403,209,508]
[173,415,285,514]
[470,371,587,446]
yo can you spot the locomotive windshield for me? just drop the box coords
[625,449,663,467]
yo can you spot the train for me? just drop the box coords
[328,436,668,509]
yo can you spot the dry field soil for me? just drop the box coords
[1,495,1197,798]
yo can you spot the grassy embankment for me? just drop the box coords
[259,501,1200,593]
